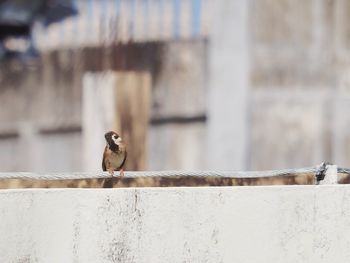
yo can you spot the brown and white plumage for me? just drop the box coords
[102,131,127,177]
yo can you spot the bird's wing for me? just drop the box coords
[102,147,107,171]
[119,151,127,170]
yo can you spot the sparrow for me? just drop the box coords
[102,131,127,178]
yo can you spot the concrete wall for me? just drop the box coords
[3,0,350,173]
[205,0,350,170]
[0,44,160,173]
[1,185,350,262]
[0,40,207,173]
[248,0,349,169]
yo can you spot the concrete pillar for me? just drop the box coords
[82,72,117,172]
[82,71,151,171]
[207,0,251,170]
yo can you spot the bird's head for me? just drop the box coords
[104,131,123,152]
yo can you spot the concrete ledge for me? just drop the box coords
[1,186,350,262]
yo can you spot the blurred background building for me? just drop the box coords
[0,0,349,172]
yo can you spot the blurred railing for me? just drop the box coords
[33,0,211,51]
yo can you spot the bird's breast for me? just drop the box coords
[105,148,126,169]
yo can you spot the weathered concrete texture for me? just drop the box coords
[39,132,82,172]
[0,127,82,172]
[0,44,159,173]
[149,41,208,170]
[2,186,350,262]
[149,123,206,170]
[82,72,117,172]
[114,72,151,171]
[151,41,207,118]
[248,0,350,170]
[252,0,313,47]
[0,41,209,172]
[250,91,328,170]
[0,50,82,131]
[333,97,350,168]
[0,137,19,171]
[251,0,335,87]
[0,44,158,134]
[336,0,350,50]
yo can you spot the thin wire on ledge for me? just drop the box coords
[337,167,350,174]
[0,166,320,181]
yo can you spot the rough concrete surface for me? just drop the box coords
[1,186,350,262]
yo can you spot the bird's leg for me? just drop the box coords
[107,169,114,178]
[119,168,124,177]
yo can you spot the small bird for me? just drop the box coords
[102,131,127,178]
